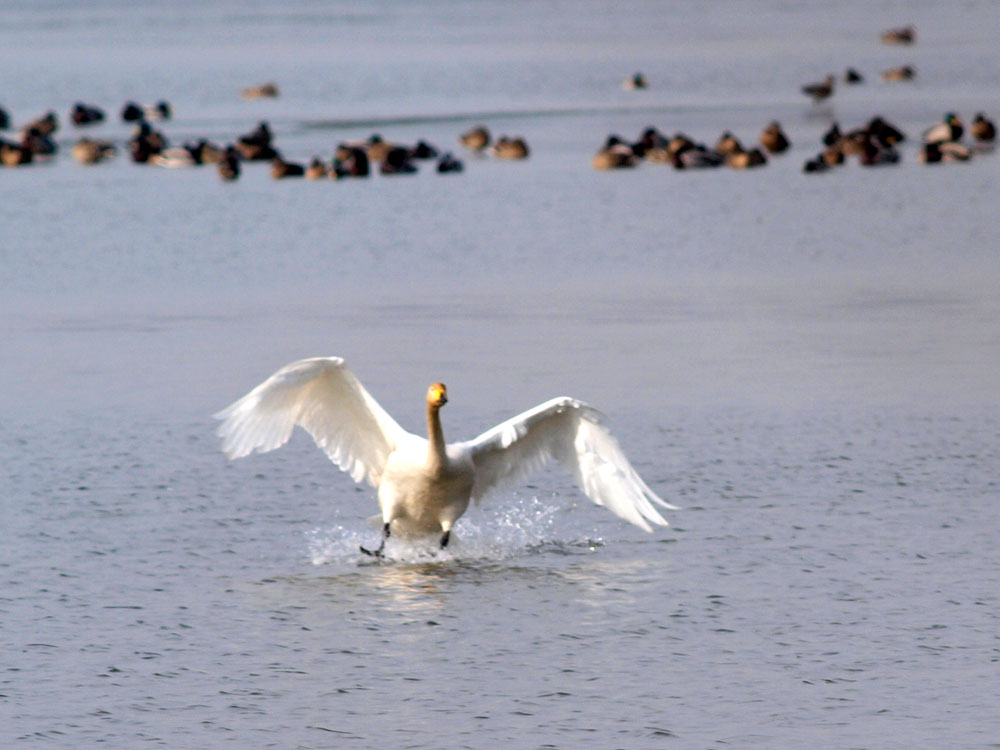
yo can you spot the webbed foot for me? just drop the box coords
[360,522,390,558]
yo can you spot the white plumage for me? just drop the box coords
[215,357,675,554]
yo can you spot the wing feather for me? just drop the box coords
[460,397,677,531]
[214,357,408,487]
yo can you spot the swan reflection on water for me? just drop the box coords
[249,539,662,623]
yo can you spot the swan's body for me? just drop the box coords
[215,358,675,554]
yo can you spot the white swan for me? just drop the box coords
[215,357,676,556]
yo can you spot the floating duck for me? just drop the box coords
[436,152,464,173]
[186,139,226,165]
[759,121,790,153]
[459,125,490,151]
[822,123,842,147]
[714,131,743,156]
[918,141,972,163]
[591,136,640,170]
[970,113,995,142]
[882,65,915,82]
[645,133,699,164]
[802,154,830,173]
[218,146,241,181]
[150,147,198,168]
[129,121,167,163]
[803,142,846,173]
[121,100,172,121]
[235,121,278,161]
[837,129,868,157]
[844,68,864,84]
[867,116,906,146]
[672,143,725,170]
[0,138,32,166]
[622,72,648,90]
[802,74,834,103]
[409,140,439,160]
[332,145,370,177]
[144,101,171,121]
[938,141,972,161]
[241,82,279,99]
[23,111,58,137]
[881,25,915,44]
[489,136,530,159]
[70,102,105,127]
[215,358,676,555]
[858,137,901,166]
[379,146,418,175]
[305,157,327,179]
[121,101,144,122]
[726,145,767,169]
[923,113,963,144]
[631,127,669,157]
[270,155,305,178]
[364,134,397,163]
[20,126,58,158]
[821,143,845,166]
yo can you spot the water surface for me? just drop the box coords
[2,1,999,747]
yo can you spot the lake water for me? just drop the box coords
[2,1,999,747]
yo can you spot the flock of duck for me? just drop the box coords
[221,122,529,181]
[592,122,785,171]
[1,25,995,180]
[0,96,530,181]
[591,108,995,175]
[597,24,996,174]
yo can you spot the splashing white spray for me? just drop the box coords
[306,495,576,565]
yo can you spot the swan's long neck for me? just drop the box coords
[426,403,447,471]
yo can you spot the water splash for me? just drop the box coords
[306,495,591,566]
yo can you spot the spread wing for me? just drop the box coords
[459,397,677,532]
[214,357,408,487]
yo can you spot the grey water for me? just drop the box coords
[2,1,1000,747]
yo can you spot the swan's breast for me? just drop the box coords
[378,438,476,533]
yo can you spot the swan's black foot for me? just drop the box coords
[361,522,390,558]
[440,529,451,549]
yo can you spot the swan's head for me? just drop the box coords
[426,382,448,408]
